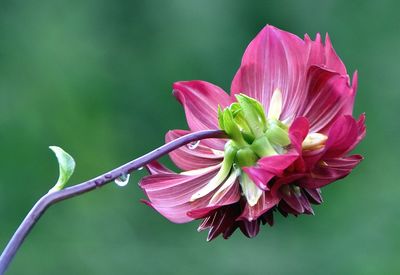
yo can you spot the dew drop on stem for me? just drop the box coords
[187,140,200,150]
[115,173,130,187]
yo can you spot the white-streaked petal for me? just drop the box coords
[240,173,263,207]
[209,168,240,205]
[267,88,283,120]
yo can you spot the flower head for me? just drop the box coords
[139,25,365,240]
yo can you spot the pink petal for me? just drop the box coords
[231,25,308,123]
[347,113,366,153]
[165,129,223,170]
[173,80,231,150]
[299,155,363,189]
[187,180,240,219]
[237,192,280,222]
[305,33,347,75]
[297,66,357,133]
[139,165,219,223]
[145,161,173,175]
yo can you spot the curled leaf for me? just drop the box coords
[48,146,76,193]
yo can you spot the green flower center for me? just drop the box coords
[218,91,290,168]
[190,90,291,206]
[190,90,327,206]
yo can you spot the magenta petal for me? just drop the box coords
[299,155,363,189]
[324,115,358,158]
[166,129,223,170]
[305,33,347,75]
[324,34,348,75]
[298,66,356,133]
[346,113,366,153]
[231,25,308,122]
[243,153,298,190]
[258,153,298,173]
[139,165,219,223]
[238,192,280,222]
[242,166,274,190]
[173,80,231,150]
[289,117,310,153]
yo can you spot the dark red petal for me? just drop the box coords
[239,219,261,238]
[270,173,305,197]
[281,191,304,214]
[304,188,323,204]
[237,192,280,222]
[299,155,363,189]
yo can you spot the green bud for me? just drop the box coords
[218,105,225,130]
[266,120,290,146]
[236,147,258,167]
[251,135,277,157]
[219,106,247,146]
[235,94,267,138]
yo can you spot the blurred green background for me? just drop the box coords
[0,0,398,274]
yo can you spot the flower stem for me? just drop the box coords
[0,129,226,274]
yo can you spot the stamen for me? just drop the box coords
[268,88,283,120]
[302,133,328,150]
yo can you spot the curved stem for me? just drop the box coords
[0,129,226,274]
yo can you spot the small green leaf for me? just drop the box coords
[48,146,76,193]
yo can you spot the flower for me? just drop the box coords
[139,25,365,241]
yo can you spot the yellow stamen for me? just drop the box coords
[302,133,328,150]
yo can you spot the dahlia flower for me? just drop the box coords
[139,25,365,241]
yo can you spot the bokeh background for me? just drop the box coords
[0,0,398,274]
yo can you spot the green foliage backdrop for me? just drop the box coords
[0,0,398,274]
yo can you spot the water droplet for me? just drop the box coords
[187,140,200,150]
[115,173,130,187]
[138,166,144,171]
